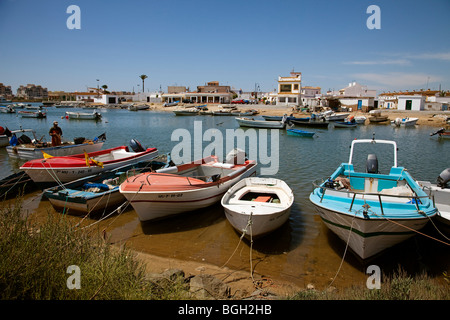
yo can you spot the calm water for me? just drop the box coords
[1,105,449,289]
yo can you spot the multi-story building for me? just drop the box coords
[16,84,48,99]
[162,81,234,104]
[0,83,13,99]
[276,71,302,106]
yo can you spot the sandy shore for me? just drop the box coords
[125,102,450,128]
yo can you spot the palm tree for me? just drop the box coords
[101,85,109,94]
[140,75,148,93]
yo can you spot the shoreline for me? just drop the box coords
[94,102,450,128]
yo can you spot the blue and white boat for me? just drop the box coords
[286,128,315,137]
[309,137,437,259]
[44,157,171,215]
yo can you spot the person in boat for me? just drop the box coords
[49,121,62,146]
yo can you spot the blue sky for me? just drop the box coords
[1,0,449,94]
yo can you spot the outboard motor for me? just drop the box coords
[130,139,146,153]
[437,168,450,188]
[366,154,378,174]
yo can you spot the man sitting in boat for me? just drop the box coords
[49,121,62,146]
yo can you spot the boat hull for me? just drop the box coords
[286,129,315,137]
[311,202,430,259]
[236,117,285,128]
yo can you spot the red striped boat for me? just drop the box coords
[119,152,257,222]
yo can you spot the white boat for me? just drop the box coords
[0,106,15,113]
[6,132,106,160]
[119,149,257,222]
[21,142,158,189]
[391,117,418,127]
[418,168,450,236]
[235,115,287,129]
[18,110,46,118]
[66,111,102,120]
[221,177,294,238]
[128,104,150,111]
[309,137,437,259]
[173,108,199,116]
[324,112,350,121]
[354,116,367,124]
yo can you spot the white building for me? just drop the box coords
[338,82,376,97]
[397,95,426,111]
[276,71,302,106]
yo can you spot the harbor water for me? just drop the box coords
[1,105,449,289]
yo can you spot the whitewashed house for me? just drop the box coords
[276,71,302,106]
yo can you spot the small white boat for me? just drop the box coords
[418,168,450,236]
[66,111,102,120]
[173,108,199,116]
[221,177,294,238]
[128,104,150,111]
[119,149,257,222]
[18,110,46,118]
[324,112,350,121]
[0,128,35,147]
[235,115,287,129]
[354,116,367,124]
[391,117,418,127]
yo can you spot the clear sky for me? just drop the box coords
[1,0,449,95]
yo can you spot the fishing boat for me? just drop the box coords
[235,116,287,129]
[430,128,450,140]
[173,108,199,116]
[354,116,367,124]
[128,104,150,111]
[18,110,46,118]
[21,141,158,189]
[391,117,418,127]
[119,149,257,222]
[163,101,179,107]
[66,111,102,120]
[0,106,15,113]
[286,128,315,137]
[368,110,389,124]
[418,168,450,236]
[0,171,37,199]
[333,121,357,128]
[289,119,330,128]
[263,115,310,122]
[324,112,350,121]
[221,177,294,238]
[25,105,43,110]
[6,132,106,160]
[43,156,171,215]
[309,137,437,259]
[212,109,234,116]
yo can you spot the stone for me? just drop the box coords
[189,274,230,299]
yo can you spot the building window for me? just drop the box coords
[293,84,299,90]
[279,97,286,103]
[288,97,297,103]
[280,84,292,93]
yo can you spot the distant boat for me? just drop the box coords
[368,110,389,124]
[221,177,294,238]
[173,108,199,116]
[430,128,450,140]
[391,117,418,127]
[0,97,12,105]
[0,105,15,113]
[263,115,310,122]
[128,104,150,111]
[18,110,46,118]
[333,121,357,128]
[236,116,287,129]
[286,128,315,137]
[354,116,367,124]
[289,119,330,128]
[25,105,43,110]
[66,111,102,120]
[163,101,179,107]
[324,112,350,121]
[0,128,35,147]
